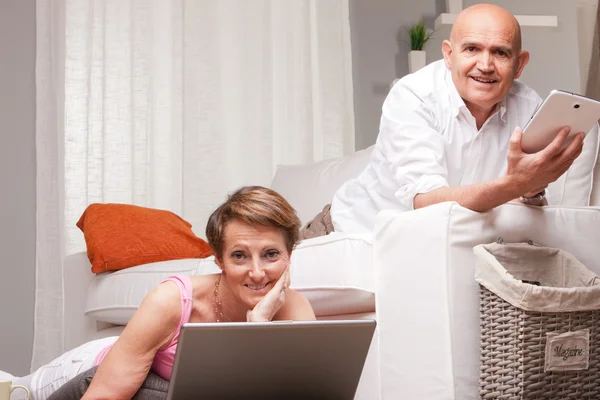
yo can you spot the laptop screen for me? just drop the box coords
[167,319,376,400]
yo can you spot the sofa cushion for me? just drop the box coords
[592,152,600,206]
[84,232,374,324]
[547,123,599,206]
[85,258,217,325]
[271,146,373,225]
[76,203,213,274]
[590,124,600,206]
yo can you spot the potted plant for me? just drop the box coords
[406,21,434,73]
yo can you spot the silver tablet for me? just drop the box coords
[166,319,376,400]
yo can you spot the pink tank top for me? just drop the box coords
[93,275,193,381]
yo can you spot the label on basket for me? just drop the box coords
[545,329,590,372]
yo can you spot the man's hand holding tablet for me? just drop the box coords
[506,125,585,206]
[500,90,599,205]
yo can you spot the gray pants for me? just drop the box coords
[46,366,169,400]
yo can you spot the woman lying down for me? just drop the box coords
[9,186,316,399]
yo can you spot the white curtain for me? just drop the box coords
[34,0,354,370]
[34,0,67,373]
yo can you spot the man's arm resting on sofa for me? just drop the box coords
[414,177,524,212]
[414,127,584,212]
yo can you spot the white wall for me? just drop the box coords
[350,0,587,149]
[0,0,36,376]
[349,0,439,150]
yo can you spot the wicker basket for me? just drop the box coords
[474,242,600,400]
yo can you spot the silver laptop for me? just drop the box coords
[166,319,376,400]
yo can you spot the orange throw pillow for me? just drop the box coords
[77,203,213,274]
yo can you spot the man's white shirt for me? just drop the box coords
[331,60,542,233]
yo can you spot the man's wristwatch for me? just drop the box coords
[520,189,546,205]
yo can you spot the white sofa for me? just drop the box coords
[63,125,600,399]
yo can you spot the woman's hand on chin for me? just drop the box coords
[246,265,290,322]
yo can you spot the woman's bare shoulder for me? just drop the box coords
[189,273,220,297]
[286,289,311,306]
[276,289,316,321]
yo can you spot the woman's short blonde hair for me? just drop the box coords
[205,186,301,260]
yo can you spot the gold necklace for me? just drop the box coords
[213,275,232,323]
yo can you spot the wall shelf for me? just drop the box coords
[434,13,558,29]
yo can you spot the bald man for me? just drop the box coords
[326,3,585,234]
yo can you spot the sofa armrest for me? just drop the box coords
[374,202,457,400]
[373,202,600,400]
